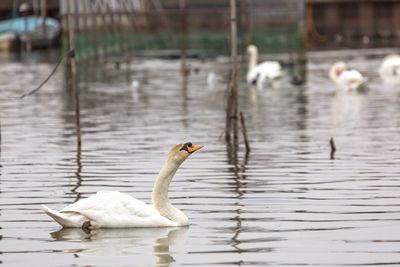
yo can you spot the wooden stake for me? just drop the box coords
[240,112,250,154]
[330,137,336,160]
[67,0,81,151]
[247,0,254,44]
[180,0,189,76]
[67,1,82,201]
[226,0,238,141]
[40,0,47,35]
[230,0,238,121]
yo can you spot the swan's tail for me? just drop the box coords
[42,205,85,228]
[356,78,369,92]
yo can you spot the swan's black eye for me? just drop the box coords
[180,142,192,152]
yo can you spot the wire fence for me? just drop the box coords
[60,0,305,61]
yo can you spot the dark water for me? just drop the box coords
[2,50,400,266]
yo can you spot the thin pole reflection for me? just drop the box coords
[69,56,82,203]
[226,138,249,254]
[67,0,82,203]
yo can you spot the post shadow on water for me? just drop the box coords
[50,226,189,267]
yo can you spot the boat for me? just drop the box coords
[0,16,60,51]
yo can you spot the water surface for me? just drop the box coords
[2,50,400,266]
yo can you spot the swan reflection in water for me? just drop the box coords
[331,90,366,128]
[50,226,188,267]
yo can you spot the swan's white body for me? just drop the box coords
[329,62,367,91]
[43,191,180,228]
[42,143,203,228]
[379,55,400,83]
[246,45,282,87]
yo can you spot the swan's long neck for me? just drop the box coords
[248,48,258,71]
[151,158,188,225]
[329,66,340,82]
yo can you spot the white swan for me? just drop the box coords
[329,62,367,91]
[379,54,400,84]
[246,44,282,87]
[42,142,203,229]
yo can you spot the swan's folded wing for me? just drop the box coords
[338,70,364,85]
[60,191,178,227]
[257,61,282,71]
[62,191,153,216]
[248,61,282,84]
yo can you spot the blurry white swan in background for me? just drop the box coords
[42,142,203,229]
[131,80,140,90]
[379,54,400,84]
[246,44,282,88]
[329,61,367,91]
[131,79,140,100]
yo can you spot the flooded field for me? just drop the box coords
[2,50,400,267]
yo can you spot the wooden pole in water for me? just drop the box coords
[226,0,238,141]
[180,0,188,76]
[330,137,336,160]
[67,0,82,199]
[68,1,78,82]
[81,1,91,60]
[67,0,81,152]
[247,0,254,45]
[240,112,250,154]
[40,0,47,35]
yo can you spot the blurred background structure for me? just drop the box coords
[1,0,400,58]
[307,0,400,50]
[58,0,304,60]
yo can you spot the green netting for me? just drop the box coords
[65,28,303,59]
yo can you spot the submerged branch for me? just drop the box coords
[20,49,75,99]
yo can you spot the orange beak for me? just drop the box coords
[188,144,204,153]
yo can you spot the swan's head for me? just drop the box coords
[168,142,203,164]
[246,45,258,57]
[329,61,347,82]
